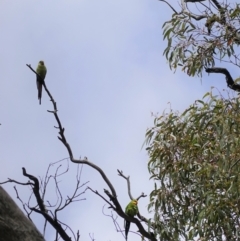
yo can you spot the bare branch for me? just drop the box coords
[158,0,178,14]
[58,219,78,241]
[26,64,156,241]
[0,178,33,186]
[89,233,95,241]
[57,181,88,212]
[87,187,115,210]
[22,167,72,241]
[118,169,147,201]
[73,157,117,198]
[185,0,206,2]
[76,230,80,241]
[55,166,64,216]
[102,205,125,239]
[2,158,87,241]
[27,64,117,199]
[13,186,33,221]
[43,218,47,239]
[117,169,134,200]
[42,158,69,201]
[205,67,240,92]
[30,206,71,241]
[136,192,147,201]
[211,0,223,11]
[102,205,146,239]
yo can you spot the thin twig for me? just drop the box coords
[14,186,33,222]
[87,187,115,210]
[136,192,147,201]
[22,167,72,241]
[0,178,33,186]
[158,0,178,14]
[76,230,80,241]
[102,205,130,240]
[117,169,134,200]
[58,219,77,241]
[89,233,95,241]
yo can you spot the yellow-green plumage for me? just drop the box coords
[36,60,47,105]
[124,200,138,240]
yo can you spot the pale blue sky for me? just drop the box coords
[0,1,233,241]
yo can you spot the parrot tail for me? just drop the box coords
[125,221,130,240]
[37,81,42,105]
[38,89,42,105]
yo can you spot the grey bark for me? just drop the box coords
[0,186,45,241]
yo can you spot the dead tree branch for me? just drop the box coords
[102,205,125,238]
[0,179,33,186]
[27,64,117,199]
[13,186,33,221]
[1,159,87,241]
[117,169,134,200]
[89,233,95,241]
[136,192,147,201]
[184,0,206,2]
[22,167,72,241]
[26,64,156,241]
[117,170,147,201]
[158,0,177,14]
[102,205,143,240]
[205,67,240,92]
[87,187,115,209]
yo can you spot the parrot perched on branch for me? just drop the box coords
[36,60,47,105]
[124,199,138,240]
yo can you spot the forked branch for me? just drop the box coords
[22,167,72,241]
[26,64,156,241]
[117,169,147,201]
[26,64,117,198]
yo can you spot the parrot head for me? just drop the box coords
[39,60,45,65]
[131,200,138,205]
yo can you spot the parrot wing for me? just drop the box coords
[124,200,138,240]
[36,62,47,105]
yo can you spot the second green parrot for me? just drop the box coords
[36,60,47,105]
[124,199,138,240]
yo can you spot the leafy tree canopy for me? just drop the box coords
[161,0,240,78]
[146,91,240,240]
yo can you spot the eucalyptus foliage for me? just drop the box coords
[146,92,240,240]
[162,1,240,77]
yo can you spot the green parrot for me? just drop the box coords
[36,60,47,105]
[124,199,138,240]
